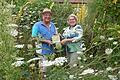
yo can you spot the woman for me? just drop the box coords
[61,14,83,67]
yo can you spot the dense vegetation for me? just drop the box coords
[0,0,120,80]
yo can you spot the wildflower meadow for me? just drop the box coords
[0,0,120,80]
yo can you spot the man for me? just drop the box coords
[32,8,57,55]
[32,8,57,77]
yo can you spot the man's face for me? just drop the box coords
[67,16,77,27]
[42,12,51,23]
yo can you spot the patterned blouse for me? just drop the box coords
[62,25,83,41]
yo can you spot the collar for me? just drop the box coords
[69,24,77,29]
[40,21,51,28]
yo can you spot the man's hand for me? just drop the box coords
[44,40,52,44]
[32,37,37,41]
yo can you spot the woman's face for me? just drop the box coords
[67,16,77,27]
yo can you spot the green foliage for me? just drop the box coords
[82,0,120,79]
[0,0,20,79]
[1,0,120,80]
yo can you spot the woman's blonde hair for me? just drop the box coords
[67,14,78,21]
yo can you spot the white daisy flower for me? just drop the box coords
[73,64,77,67]
[19,36,23,39]
[114,62,118,64]
[35,44,42,54]
[11,61,24,67]
[41,57,67,67]
[43,75,47,78]
[69,75,74,79]
[23,25,30,29]
[10,29,18,37]
[98,70,104,73]
[77,51,83,54]
[21,18,24,21]
[82,47,86,51]
[80,68,94,75]
[93,42,98,45]
[41,60,54,67]
[106,67,113,71]
[108,37,114,41]
[90,55,93,58]
[113,41,118,45]
[105,48,113,55]
[94,73,98,76]
[83,58,87,61]
[118,71,120,74]
[54,57,67,66]
[15,44,24,48]
[77,57,81,60]
[27,44,33,49]
[66,72,70,74]
[12,14,17,17]
[78,76,82,79]
[80,66,84,68]
[117,31,120,33]
[100,35,105,40]
[108,75,118,80]
[14,44,24,48]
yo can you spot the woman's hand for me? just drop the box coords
[60,39,68,45]
[61,38,74,45]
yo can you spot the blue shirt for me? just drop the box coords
[32,21,57,54]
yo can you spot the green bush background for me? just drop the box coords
[0,0,120,80]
